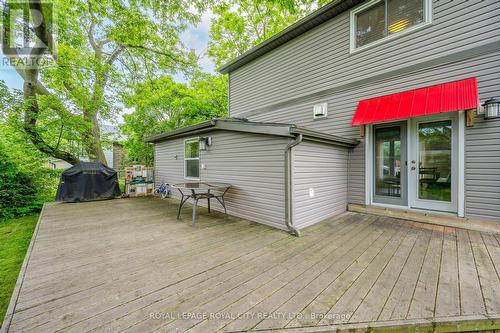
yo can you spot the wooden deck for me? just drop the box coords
[2,198,500,332]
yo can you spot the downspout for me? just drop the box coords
[284,134,303,237]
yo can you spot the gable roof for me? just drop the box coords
[218,0,365,74]
[146,118,359,148]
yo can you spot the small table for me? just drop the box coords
[172,182,231,225]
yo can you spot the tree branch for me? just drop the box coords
[23,82,80,165]
[105,45,125,67]
[87,1,99,53]
[120,43,190,67]
[18,2,81,165]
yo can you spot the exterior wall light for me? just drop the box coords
[483,98,500,119]
[199,136,212,150]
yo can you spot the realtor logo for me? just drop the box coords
[1,0,53,56]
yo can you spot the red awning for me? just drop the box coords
[352,78,479,126]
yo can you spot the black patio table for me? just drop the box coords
[172,182,231,225]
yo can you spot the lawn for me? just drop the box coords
[0,215,38,325]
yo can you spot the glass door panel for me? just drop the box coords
[373,123,407,206]
[418,120,452,202]
[409,115,457,213]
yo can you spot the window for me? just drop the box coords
[184,138,200,179]
[351,0,430,50]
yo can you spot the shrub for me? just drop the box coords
[0,145,39,219]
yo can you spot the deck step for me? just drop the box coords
[348,204,500,234]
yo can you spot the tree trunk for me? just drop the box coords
[23,71,80,165]
[83,111,108,165]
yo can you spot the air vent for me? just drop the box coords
[313,103,328,119]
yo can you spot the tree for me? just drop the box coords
[208,0,329,67]
[0,81,61,217]
[0,142,37,219]
[1,0,205,165]
[120,72,228,165]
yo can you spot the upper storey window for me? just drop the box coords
[351,0,431,51]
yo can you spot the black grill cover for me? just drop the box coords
[56,162,121,202]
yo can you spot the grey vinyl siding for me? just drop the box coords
[292,141,349,229]
[229,0,499,115]
[226,0,500,222]
[235,51,500,209]
[154,131,290,230]
[465,117,500,222]
[347,143,365,205]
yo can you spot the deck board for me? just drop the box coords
[321,222,411,325]
[456,228,486,315]
[468,230,500,315]
[283,218,401,329]
[435,226,460,317]
[3,198,499,333]
[378,223,432,320]
[406,226,444,319]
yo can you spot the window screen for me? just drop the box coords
[184,139,200,179]
[356,1,386,48]
[355,0,426,48]
[387,0,425,35]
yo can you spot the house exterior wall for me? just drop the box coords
[292,140,349,229]
[226,0,500,222]
[229,0,499,115]
[465,114,500,221]
[154,130,290,230]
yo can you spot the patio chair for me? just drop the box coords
[436,173,451,187]
[210,187,230,214]
[419,167,439,190]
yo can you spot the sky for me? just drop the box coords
[0,10,216,89]
[181,10,216,75]
[0,61,23,89]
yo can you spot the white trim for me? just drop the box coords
[457,111,465,217]
[365,113,465,217]
[408,114,458,213]
[349,0,433,53]
[364,124,373,205]
[369,202,460,217]
[183,137,200,180]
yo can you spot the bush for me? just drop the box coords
[0,147,38,219]
[34,168,62,204]
[0,144,60,220]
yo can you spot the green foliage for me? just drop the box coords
[0,145,38,219]
[1,82,61,219]
[0,137,60,220]
[6,0,208,164]
[121,72,228,165]
[0,214,38,323]
[208,0,331,67]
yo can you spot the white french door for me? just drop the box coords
[370,113,460,214]
[408,114,458,213]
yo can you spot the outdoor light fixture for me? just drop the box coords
[199,136,212,150]
[483,98,500,119]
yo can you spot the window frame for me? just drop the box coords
[349,0,432,53]
[184,137,200,180]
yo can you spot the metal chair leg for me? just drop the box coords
[215,196,227,215]
[177,195,189,220]
[222,197,227,215]
[192,197,199,226]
